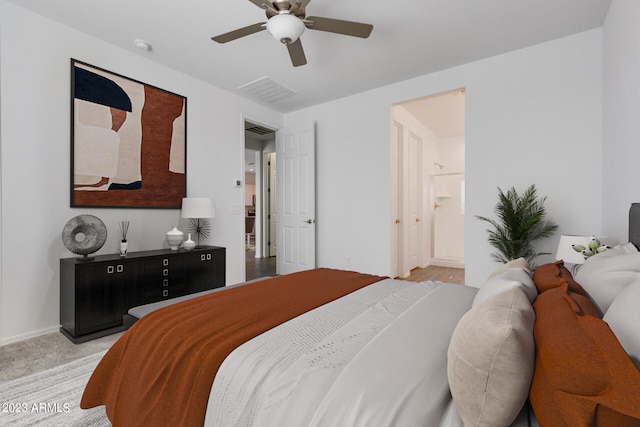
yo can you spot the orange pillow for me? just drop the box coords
[530,284,640,427]
[533,261,585,293]
[533,261,601,317]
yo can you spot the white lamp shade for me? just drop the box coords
[266,13,305,43]
[181,198,215,219]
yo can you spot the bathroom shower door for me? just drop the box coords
[432,174,465,265]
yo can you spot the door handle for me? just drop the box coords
[303,219,315,224]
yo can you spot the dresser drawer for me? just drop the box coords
[143,267,185,282]
[142,275,186,290]
[143,283,187,301]
[144,256,185,271]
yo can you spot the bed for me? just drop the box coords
[80,216,640,426]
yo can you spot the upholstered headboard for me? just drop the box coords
[629,203,640,249]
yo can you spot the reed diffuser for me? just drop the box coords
[119,221,130,256]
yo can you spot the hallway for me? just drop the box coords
[246,249,276,280]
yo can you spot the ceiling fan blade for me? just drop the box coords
[248,0,272,9]
[287,39,307,67]
[250,0,281,16]
[212,22,266,43]
[288,0,311,14]
[305,16,373,38]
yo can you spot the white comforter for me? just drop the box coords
[204,279,478,427]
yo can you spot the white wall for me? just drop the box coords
[602,0,640,240]
[285,29,604,284]
[1,1,619,343]
[437,136,465,174]
[0,1,283,344]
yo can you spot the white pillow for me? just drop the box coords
[473,267,537,307]
[488,257,532,279]
[448,287,536,427]
[603,278,640,370]
[574,251,640,312]
[588,242,638,260]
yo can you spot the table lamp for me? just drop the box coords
[181,197,215,247]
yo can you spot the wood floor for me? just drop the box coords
[246,251,464,286]
[246,249,277,280]
[401,265,465,285]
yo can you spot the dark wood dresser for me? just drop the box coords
[60,246,225,343]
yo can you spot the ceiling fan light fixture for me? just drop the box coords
[266,12,305,44]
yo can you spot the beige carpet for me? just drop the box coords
[0,332,122,383]
[0,350,110,426]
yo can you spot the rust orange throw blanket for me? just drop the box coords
[81,268,384,427]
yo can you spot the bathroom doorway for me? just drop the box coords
[391,89,465,278]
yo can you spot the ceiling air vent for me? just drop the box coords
[245,124,274,135]
[237,76,297,104]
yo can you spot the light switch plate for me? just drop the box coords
[229,203,242,214]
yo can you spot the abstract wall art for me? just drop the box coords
[70,59,186,208]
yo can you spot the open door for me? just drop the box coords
[276,122,316,275]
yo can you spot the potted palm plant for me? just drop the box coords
[476,184,558,267]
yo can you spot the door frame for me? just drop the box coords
[265,152,277,257]
[242,114,279,280]
[390,88,466,278]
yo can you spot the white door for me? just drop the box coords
[408,132,422,270]
[390,122,402,278]
[276,122,315,275]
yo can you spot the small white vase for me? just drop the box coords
[166,226,184,250]
[183,234,196,251]
[119,240,128,257]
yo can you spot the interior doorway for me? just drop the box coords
[391,88,466,279]
[244,119,277,280]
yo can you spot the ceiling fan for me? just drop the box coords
[211,0,373,67]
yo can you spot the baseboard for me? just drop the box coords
[430,258,465,269]
[1,325,60,346]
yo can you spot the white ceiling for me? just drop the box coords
[7,0,611,113]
